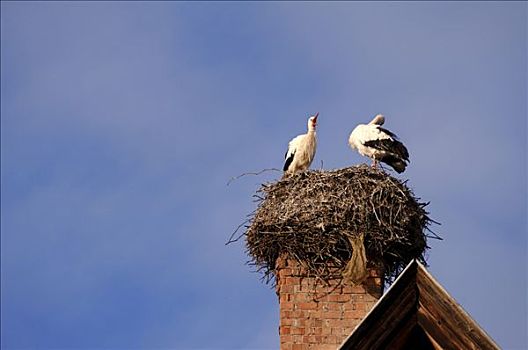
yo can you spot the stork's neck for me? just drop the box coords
[307,124,316,133]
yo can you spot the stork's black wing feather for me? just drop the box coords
[377,126,397,138]
[364,139,409,161]
[283,151,295,171]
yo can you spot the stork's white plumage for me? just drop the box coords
[283,113,318,175]
[348,114,409,173]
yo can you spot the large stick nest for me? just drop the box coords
[244,165,438,285]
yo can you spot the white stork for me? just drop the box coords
[283,113,318,176]
[348,114,409,173]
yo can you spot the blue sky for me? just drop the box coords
[1,1,526,349]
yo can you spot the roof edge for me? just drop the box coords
[415,262,500,349]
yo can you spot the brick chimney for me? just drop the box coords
[276,256,384,350]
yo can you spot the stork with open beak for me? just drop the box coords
[283,113,319,176]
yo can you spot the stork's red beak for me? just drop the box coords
[313,112,319,122]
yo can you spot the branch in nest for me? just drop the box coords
[227,168,281,186]
[225,219,250,245]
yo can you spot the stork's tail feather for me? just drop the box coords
[379,154,408,173]
[390,161,407,173]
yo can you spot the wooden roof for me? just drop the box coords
[339,260,500,350]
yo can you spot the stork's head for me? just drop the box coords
[369,114,385,126]
[308,112,319,131]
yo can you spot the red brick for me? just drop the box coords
[310,327,323,335]
[298,302,318,310]
[344,309,367,319]
[281,318,293,326]
[327,294,351,302]
[312,319,323,327]
[331,327,345,336]
[303,335,322,344]
[279,294,291,303]
[281,302,294,310]
[326,318,344,327]
[344,302,367,311]
[290,267,303,275]
[291,335,303,343]
[281,268,292,275]
[297,318,309,327]
[280,326,291,335]
[322,335,338,344]
[280,310,291,319]
[293,292,312,302]
[286,277,301,285]
[325,302,343,311]
[280,285,294,293]
[322,310,341,319]
[344,327,356,336]
[306,309,321,318]
[342,285,367,294]
[306,318,321,327]
[318,345,338,350]
[290,310,306,318]
[280,335,292,344]
[321,325,332,335]
[291,327,305,335]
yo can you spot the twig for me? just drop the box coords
[227,168,281,186]
[226,219,250,245]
